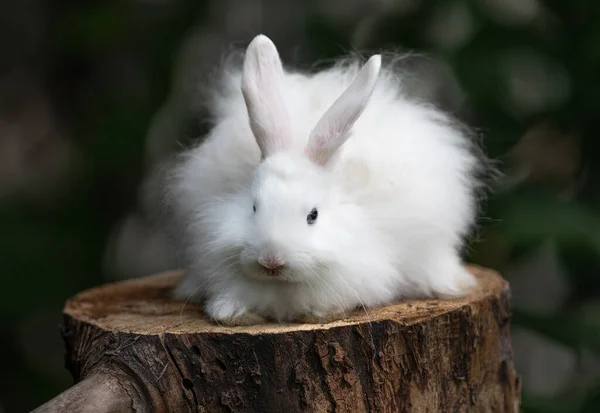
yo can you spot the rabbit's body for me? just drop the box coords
[165,35,486,325]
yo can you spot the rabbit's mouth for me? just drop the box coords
[241,262,300,283]
[263,267,283,277]
[255,268,295,283]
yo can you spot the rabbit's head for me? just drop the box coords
[238,35,381,284]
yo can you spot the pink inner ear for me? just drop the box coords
[241,35,293,159]
[305,145,319,164]
[305,54,382,167]
[313,134,330,146]
[306,131,336,164]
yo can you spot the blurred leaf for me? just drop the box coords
[512,310,577,349]
[489,189,600,250]
[55,3,131,53]
[581,382,600,413]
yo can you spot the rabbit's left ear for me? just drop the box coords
[306,55,381,166]
[241,35,293,159]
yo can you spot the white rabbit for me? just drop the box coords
[163,34,490,326]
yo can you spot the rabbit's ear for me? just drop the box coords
[241,35,293,158]
[306,55,381,166]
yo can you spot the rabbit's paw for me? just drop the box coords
[205,298,266,326]
[217,312,267,326]
[431,263,478,300]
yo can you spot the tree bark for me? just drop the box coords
[35,265,521,413]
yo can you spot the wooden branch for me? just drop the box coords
[33,265,521,412]
[30,369,139,413]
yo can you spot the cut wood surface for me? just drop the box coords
[33,265,521,413]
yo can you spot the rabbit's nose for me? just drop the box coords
[258,257,285,271]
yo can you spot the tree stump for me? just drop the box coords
[32,265,521,413]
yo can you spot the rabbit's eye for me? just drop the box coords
[253,204,257,213]
[307,208,318,225]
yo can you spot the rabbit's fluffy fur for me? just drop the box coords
[164,35,489,325]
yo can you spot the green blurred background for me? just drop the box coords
[2,0,600,412]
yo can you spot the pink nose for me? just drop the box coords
[258,257,285,270]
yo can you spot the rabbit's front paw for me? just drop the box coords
[206,298,266,326]
[216,312,267,326]
[432,265,478,300]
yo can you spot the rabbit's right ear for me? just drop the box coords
[241,35,293,159]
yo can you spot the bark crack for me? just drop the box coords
[112,376,139,413]
[93,365,150,413]
[311,335,337,412]
[159,334,199,412]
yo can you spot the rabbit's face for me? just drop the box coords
[239,153,338,284]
